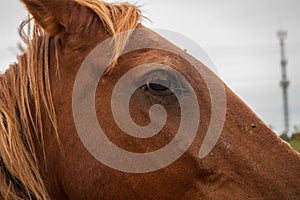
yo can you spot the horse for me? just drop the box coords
[0,0,299,199]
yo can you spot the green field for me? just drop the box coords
[289,139,300,153]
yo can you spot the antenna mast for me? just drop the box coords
[277,30,290,134]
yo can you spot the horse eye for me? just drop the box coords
[146,80,172,95]
[149,83,168,91]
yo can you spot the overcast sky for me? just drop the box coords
[0,0,299,135]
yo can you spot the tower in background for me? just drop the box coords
[277,30,290,134]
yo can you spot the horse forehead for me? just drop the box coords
[130,26,175,48]
[118,26,189,67]
[80,26,191,73]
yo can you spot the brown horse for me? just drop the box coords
[0,0,299,199]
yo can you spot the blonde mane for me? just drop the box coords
[0,0,141,199]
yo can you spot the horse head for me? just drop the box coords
[0,0,299,199]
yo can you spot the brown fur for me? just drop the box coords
[1,0,300,199]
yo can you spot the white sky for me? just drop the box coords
[0,0,299,135]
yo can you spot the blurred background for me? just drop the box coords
[0,0,299,148]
